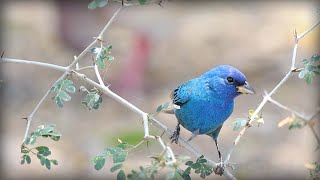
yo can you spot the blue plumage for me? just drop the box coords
[170,65,255,175]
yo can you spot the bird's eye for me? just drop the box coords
[226,77,235,84]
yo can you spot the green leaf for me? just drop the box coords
[65,85,76,93]
[21,149,29,154]
[117,170,126,180]
[156,105,163,113]
[110,164,123,172]
[21,155,26,165]
[184,167,191,175]
[39,127,54,135]
[40,157,46,166]
[28,136,37,145]
[116,143,128,150]
[58,91,71,102]
[185,161,193,166]
[311,54,320,62]
[197,158,207,163]
[45,159,51,170]
[191,162,201,169]
[113,151,127,163]
[162,102,170,110]
[232,118,247,131]
[51,79,76,107]
[55,97,64,108]
[298,70,307,79]
[51,159,58,165]
[138,0,147,5]
[200,171,206,179]
[36,146,49,153]
[82,93,102,111]
[88,1,98,10]
[94,157,106,170]
[182,173,191,180]
[50,135,61,141]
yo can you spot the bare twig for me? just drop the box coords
[225,20,320,163]
[22,72,68,144]
[267,97,320,148]
[68,6,122,68]
[1,58,67,72]
[76,65,94,71]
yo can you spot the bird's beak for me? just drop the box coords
[237,81,255,94]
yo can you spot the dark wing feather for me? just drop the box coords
[170,83,191,106]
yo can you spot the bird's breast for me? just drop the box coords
[175,97,234,134]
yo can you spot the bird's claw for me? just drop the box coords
[170,130,179,144]
[214,162,225,176]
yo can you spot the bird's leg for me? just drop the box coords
[170,123,180,144]
[214,139,224,176]
[187,129,200,142]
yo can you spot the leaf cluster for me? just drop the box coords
[299,54,320,84]
[91,45,114,69]
[93,142,129,179]
[50,79,76,108]
[182,156,213,179]
[25,124,61,145]
[306,162,320,180]
[278,115,306,130]
[80,86,103,111]
[231,109,264,131]
[21,124,60,169]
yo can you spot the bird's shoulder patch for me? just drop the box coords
[171,83,191,106]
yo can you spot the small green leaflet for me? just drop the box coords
[231,118,247,131]
[80,86,103,111]
[88,0,108,9]
[21,145,58,170]
[50,79,76,108]
[91,45,114,69]
[93,143,128,171]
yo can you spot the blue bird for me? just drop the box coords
[169,65,255,175]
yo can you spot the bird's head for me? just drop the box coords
[202,65,255,99]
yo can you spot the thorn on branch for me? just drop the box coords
[1,50,4,59]
[291,67,304,72]
[294,29,298,42]
[22,117,28,121]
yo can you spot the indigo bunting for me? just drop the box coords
[169,65,255,175]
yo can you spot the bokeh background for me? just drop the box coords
[1,0,319,179]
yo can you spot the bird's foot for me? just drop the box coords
[214,162,225,176]
[170,124,180,144]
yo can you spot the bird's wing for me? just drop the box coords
[170,82,191,106]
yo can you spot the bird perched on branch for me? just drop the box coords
[169,65,255,175]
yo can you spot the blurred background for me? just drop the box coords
[1,0,319,179]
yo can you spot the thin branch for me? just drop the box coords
[76,65,94,71]
[1,58,67,72]
[266,97,320,148]
[97,6,123,39]
[68,6,123,68]
[226,19,320,162]
[94,64,105,86]
[22,72,68,144]
[266,96,306,119]
[20,5,123,145]
[297,20,320,40]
